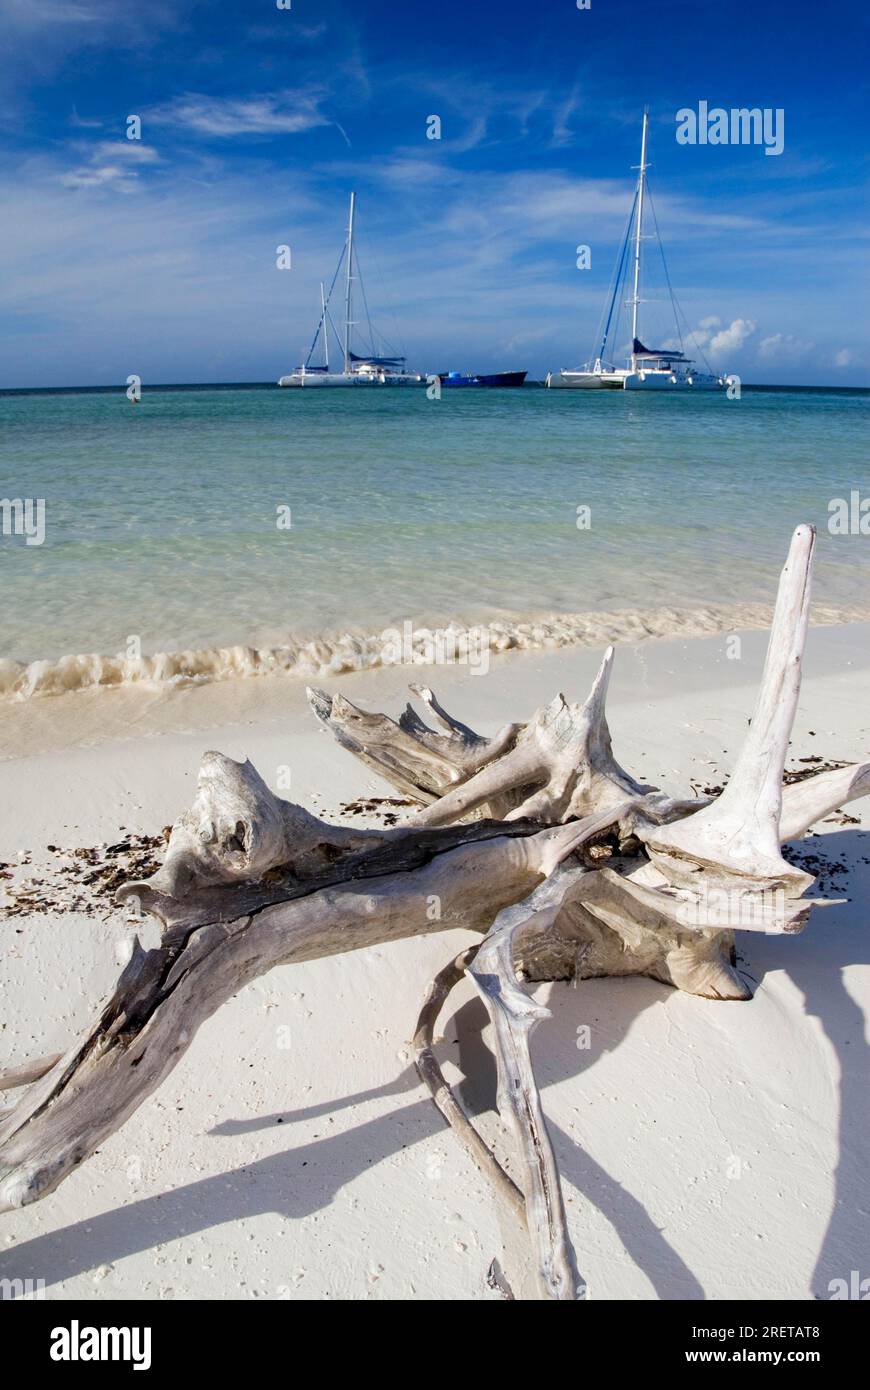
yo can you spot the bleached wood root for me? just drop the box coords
[469,867,590,1300]
[0,755,593,1217]
[412,806,635,1299]
[119,749,392,900]
[307,684,521,808]
[520,861,755,1000]
[311,649,658,825]
[419,651,657,826]
[312,526,869,998]
[412,946,525,1224]
[2,526,867,1299]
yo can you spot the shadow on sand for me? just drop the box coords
[757,830,870,1299]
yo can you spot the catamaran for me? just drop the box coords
[277,193,424,388]
[547,111,728,391]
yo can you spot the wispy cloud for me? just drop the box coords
[441,115,490,155]
[338,158,763,250]
[2,0,105,28]
[245,20,328,44]
[0,0,189,59]
[388,74,589,155]
[149,91,332,138]
[550,83,584,148]
[59,140,160,192]
[69,106,103,130]
[0,0,193,116]
[59,165,133,191]
[757,332,815,363]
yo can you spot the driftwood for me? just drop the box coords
[1,525,868,1300]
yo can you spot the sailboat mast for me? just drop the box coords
[343,191,356,373]
[630,109,649,365]
[320,282,329,371]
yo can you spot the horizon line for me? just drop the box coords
[1,380,867,396]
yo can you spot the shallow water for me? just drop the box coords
[0,383,867,698]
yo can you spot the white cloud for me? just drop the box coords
[60,164,134,190]
[757,332,814,362]
[682,317,757,361]
[89,142,161,163]
[59,140,160,192]
[834,348,852,367]
[708,318,757,357]
[149,92,330,138]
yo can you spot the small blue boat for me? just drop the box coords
[438,370,527,388]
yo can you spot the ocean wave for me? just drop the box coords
[2,602,868,702]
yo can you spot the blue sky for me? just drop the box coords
[0,0,867,387]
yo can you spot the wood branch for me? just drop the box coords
[307,684,522,808]
[0,1054,62,1092]
[312,648,657,827]
[118,749,391,901]
[0,753,594,1216]
[469,866,591,1301]
[424,805,630,1299]
[411,946,525,1223]
[418,652,656,827]
[780,760,870,841]
[409,683,486,743]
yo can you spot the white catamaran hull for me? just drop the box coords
[623,370,724,390]
[546,369,724,391]
[546,370,626,389]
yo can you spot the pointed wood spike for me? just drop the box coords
[584,644,614,728]
[643,525,816,889]
[407,683,483,743]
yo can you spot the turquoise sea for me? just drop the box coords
[0,384,867,698]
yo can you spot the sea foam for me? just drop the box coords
[1,601,867,702]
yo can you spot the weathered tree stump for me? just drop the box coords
[1,525,867,1300]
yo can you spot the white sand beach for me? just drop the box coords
[1,623,868,1301]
